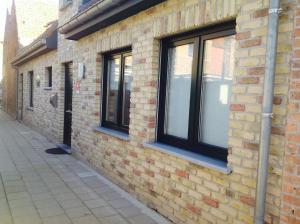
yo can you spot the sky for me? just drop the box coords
[0,0,11,80]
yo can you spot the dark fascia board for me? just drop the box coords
[11,30,57,67]
[61,0,166,40]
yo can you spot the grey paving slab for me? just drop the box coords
[0,110,170,224]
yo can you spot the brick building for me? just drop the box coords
[7,0,300,223]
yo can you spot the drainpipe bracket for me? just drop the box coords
[262,112,274,119]
[268,8,283,14]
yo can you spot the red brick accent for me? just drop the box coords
[283,195,300,206]
[175,169,189,178]
[230,104,245,111]
[240,195,255,206]
[186,204,201,215]
[203,196,219,208]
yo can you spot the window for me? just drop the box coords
[158,23,236,162]
[102,48,133,133]
[29,71,34,107]
[81,0,91,5]
[45,67,52,88]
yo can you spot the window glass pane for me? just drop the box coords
[29,72,33,107]
[164,43,194,139]
[48,67,52,87]
[200,35,235,147]
[122,55,132,126]
[106,57,120,123]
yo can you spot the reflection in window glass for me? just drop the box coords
[122,55,133,126]
[106,57,120,123]
[164,44,194,139]
[200,35,235,147]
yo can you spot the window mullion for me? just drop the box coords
[188,37,200,146]
[117,54,125,127]
[192,36,205,146]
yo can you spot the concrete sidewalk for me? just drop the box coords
[0,111,170,224]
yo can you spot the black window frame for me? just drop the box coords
[157,21,236,162]
[29,71,34,107]
[46,66,52,87]
[101,47,132,134]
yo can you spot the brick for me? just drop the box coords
[145,169,155,177]
[186,203,201,215]
[129,151,138,158]
[243,142,259,150]
[203,196,219,208]
[145,157,155,165]
[240,195,255,206]
[169,188,181,197]
[248,67,264,76]
[230,104,245,111]
[252,8,268,18]
[291,91,300,100]
[236,31,251,40]
[238,77,259,84]
[159,169,170,178]
[240,38,261,48]
[288,135,300,143]
[175,169,189,178]
[271,127,285,136]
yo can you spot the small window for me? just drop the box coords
[158,23,236,162]
[28,71,34,107]
[45,67,52,88]
[102,48,132,133]
[81,0,91,5]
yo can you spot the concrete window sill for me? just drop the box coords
[26,107,34,111]
[94,126,130,141]
[44,87,52,91]
[143,142,231,174]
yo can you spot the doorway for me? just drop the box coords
[63,63,73,147]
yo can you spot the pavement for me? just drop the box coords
[0,110,170,224]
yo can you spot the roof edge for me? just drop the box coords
[58,0,166,40]
[12,30,57,67]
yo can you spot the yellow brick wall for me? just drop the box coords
[17,0,297,223]
[17,50,64,143]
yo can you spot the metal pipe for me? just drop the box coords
[254,0,281,223]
